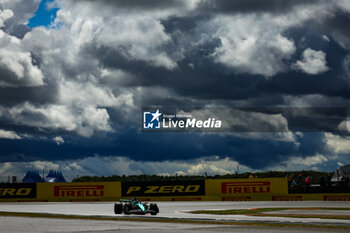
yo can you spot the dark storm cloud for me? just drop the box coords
[312,11,350,51]
[329,12,350,38]
[0,129,332,169]
[196,0,320,14]
[0,84,58,107]
[80,12,269,101]
[71,0,320,13]
[88,43,267,101]
[73,9,350,105]
[72,0,188,9]
[95,1,350,102]
[1,0,350,175]
[5,24,31,39]
[85,20,350,103]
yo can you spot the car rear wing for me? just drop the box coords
[120,198,131,202]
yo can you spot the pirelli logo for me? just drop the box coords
[272,195,302,201]
[222,196,252,201]
[0,183,36,198]
[122,180,205,197]
[324,195,350,201]
[54,185,104,198]
[221,181,271,194]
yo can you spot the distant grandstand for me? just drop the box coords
[22,170,44,183]
[44,170,66,183]
[22,170,66,183]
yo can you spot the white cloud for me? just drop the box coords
[210,14,296,77]
[59,81,119,107]
[267,153,330,171]
[0,129,20,139]
[325,133,350,154]
[322,35,330,42]
[337,120,349,132]
[53,136,64,145]
[3,103,112,137]
[95,15,176,69]
[336,0,350,14]
[0,0,40,39]
[8,103,76,131]
[0,162,14,177]
[51,1,178,70]
[0,9,13,27]
[186,158,239,175]
[0,28,44,87]
[80,106,112,136]
[0,47,44,87]
[293,48,329,75]
[205,3,333,78]
[299,154,329,165]
[0,0,40,25]
[179,108,297,143]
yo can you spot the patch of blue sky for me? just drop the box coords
[28,0,59,28]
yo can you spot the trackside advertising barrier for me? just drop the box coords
[205,178,288,201]
[121,180,205,201]
[0,183,36,199]
[1,179,350,202]
[122,180,205,196]
[36,182,121,201]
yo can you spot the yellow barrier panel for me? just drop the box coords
[206,178,288,194]
[37,182,121,201]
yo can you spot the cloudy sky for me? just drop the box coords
[0,0,350,181]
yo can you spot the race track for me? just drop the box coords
[0,201,350,232]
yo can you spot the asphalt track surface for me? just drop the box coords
[0,201,350,232]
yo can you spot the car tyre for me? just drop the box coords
[150,203,159,215]
[114,203,123,214]
[123,204,131,215]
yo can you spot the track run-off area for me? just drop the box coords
[1,201,350,232]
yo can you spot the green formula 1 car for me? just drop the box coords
[114,198,159,215]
